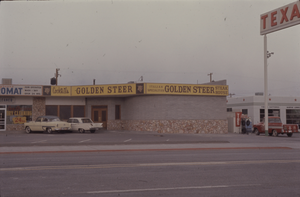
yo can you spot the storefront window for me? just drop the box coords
[286,109,300,128]
[6,105,32,124]
[60,105,71,121]
[260,109,280,122]
[242,109,248,115]
[115,105,121,120]
[45,105,85,119]
[0,105,6,130]
[46,105,58,116]
[73,106,85,117]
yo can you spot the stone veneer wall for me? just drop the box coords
[6,97,45,131]
[32,97,46,121]
[6,123,24,131]
[108,120,123,130]
[108,119,228,134]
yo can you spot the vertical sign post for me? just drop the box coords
[260,1,300,136]
[264,35,269,136]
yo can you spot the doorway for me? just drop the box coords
[91,106,107,129]
[0,105,6,131]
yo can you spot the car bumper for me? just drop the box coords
[42,126,70,131]
[90,127,103,131]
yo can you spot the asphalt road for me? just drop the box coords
[1,131,300,197]
[0,130,231,147]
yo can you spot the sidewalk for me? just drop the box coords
[1,131,300,154]
[1,138,300,154]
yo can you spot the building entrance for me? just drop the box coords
[0,105,6,131]
[91,106,107,129]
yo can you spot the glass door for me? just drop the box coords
[92,107,107,129]
[0,105,6,131]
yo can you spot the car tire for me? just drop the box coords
[79,128,85,133]
[25,126,31,134]
[254,128,260,135]
[272,130,278,137]
[90,130,95,133]
[46,127,52,134]
[287,133,293,137]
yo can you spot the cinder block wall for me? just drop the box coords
[108,95,228,134]
[122,95,226,120]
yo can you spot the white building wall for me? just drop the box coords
[0,97,33,105]
[253,105,261,124]
[45,97,85,105]
[15,97,33,105]
[280,106,287,124]
[228,96,300,125]
[247,106,254,122]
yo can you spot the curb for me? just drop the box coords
[0,146,292,154]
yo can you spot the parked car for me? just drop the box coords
[253,116,298,137]
[24,116,71,134]
[67,117,103,133]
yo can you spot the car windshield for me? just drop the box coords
[49,118,60,122]
[82,119,92,123]
[269,118,281,123]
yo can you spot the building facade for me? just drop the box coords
[0,81,229,134]
[227,95,300,127]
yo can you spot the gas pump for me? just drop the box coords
[240,115,252,134]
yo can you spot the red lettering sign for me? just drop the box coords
[260,1,300,35]
[235,112,242,127]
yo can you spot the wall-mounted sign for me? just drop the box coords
[136,83,144,94]
[0,85,42,96]
[235,112,242,127]
[0,83,228,97]
[260,1,300,35]
[51,86,71,96]
[144,83,228,96]
[71,84,136,96]
[23,86,42,95]
[0,97,15,103]
[12,117,27,124]
[43,86,51,96]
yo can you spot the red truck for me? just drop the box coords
[253,116,298,137]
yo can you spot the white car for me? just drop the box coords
[24,116,71,134]
[67,117,103,133]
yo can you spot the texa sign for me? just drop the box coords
[260,1,300,35]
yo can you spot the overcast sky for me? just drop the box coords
[0,0,299,97]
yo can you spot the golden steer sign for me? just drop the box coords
[50,83,228,96]
[145,83,228,96]
[72,84,136,96]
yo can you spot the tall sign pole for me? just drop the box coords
[260,0,300,136]
[264,35,269,136]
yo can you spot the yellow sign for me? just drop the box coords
[72,84,136,96]
[7,111,32,116]
[145,83,228,96]
[51,86,71,96]
[13,117,27,124]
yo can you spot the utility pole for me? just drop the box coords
[55,68,61,86]
[207,73,213,82]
